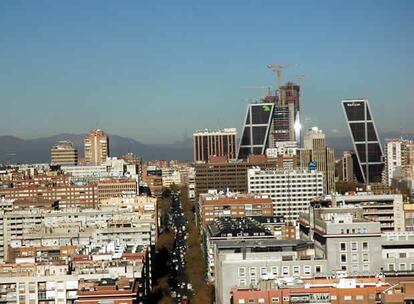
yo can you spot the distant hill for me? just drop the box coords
[0,131,412,164]
[0,134,193,164]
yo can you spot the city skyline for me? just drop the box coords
[1,1,414,144]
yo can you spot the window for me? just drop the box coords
[411,264,414,271]
[340,242,346,251]
[271,298,279,303]
[400,263,406,271]
[271,266,278,276]
[315,265,321,273]
[239,267,246,277]
[283,297,289,302]
[351,253,358,263]
[344,295,352,301]
[362,242,368,250]
[250,267,257,277]
[356,295,364,301]
[239,279,246,287]
[351,242,358,251]
[304,265,311,275]
[258,299,265,304]
[250,278,257,286]
[400,252,407,258]
[363,253,369,262]
[248,299,255,304]
[293,266,300,276]
[282,266,289,276]
[388,264,395,271]
[260,267,267,276]
[238,300,245,304]
[341,254,347,263]
[363,264,369,271]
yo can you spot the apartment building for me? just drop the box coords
[96,179,138,201]
[328,193,404,232]
[248,168,324,220]
[84,129,109,165]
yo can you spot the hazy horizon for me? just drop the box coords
[1,1,413,144]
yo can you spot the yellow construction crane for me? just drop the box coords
[267,64,299,94]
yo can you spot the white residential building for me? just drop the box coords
[248,168,324,220]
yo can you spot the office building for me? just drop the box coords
[299,127,335,193]
[341,99,384,183]
[269,82,301,147]
[84,129,109,165]
[238,102,275,159]
[248,168,324,220]
[194,155,280,198]
[50,141,78,166]
[337,150,355,182]
[193,128,237,162]
[197,190,273,226]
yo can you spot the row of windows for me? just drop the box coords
[340,241,369,251]
[238,265,320,279]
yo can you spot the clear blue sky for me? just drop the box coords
[1,0,413,144]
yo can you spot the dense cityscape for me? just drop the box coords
[0,72,413,303]
[1,1,414,304]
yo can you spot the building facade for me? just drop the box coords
[248,168,324,220]
[50,141,78,166]
[238,102,275,159]
[341,99,384,184]
[193,128,237,163]
[84,129,109,165]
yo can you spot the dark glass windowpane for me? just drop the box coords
[356,144,366,162]
[253,147,263,154]
[368,143,382,162]
[252,126,268,145]
[251,104,272,124]
[368,164,384,183]
[344,102,365,121]
[367,123,378,141]
[350,123,366,142]
[241,127,251,145]
[238,147,251,159]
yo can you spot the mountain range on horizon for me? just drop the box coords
[0,131,413,164]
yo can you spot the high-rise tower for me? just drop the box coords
[299,127,335,194]
[193,128,237,163]
[84,129,109,165]
[341,99,384,184]
[237,102,274,159]
[269,82,301,147]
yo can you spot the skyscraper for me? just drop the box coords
[50,141,78,166]
[299,127,335,193]
[238,102,274,159]
[341,99,384,184]
[84,129,109,165]
[193,128,237,163]
[269,82,301,147]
